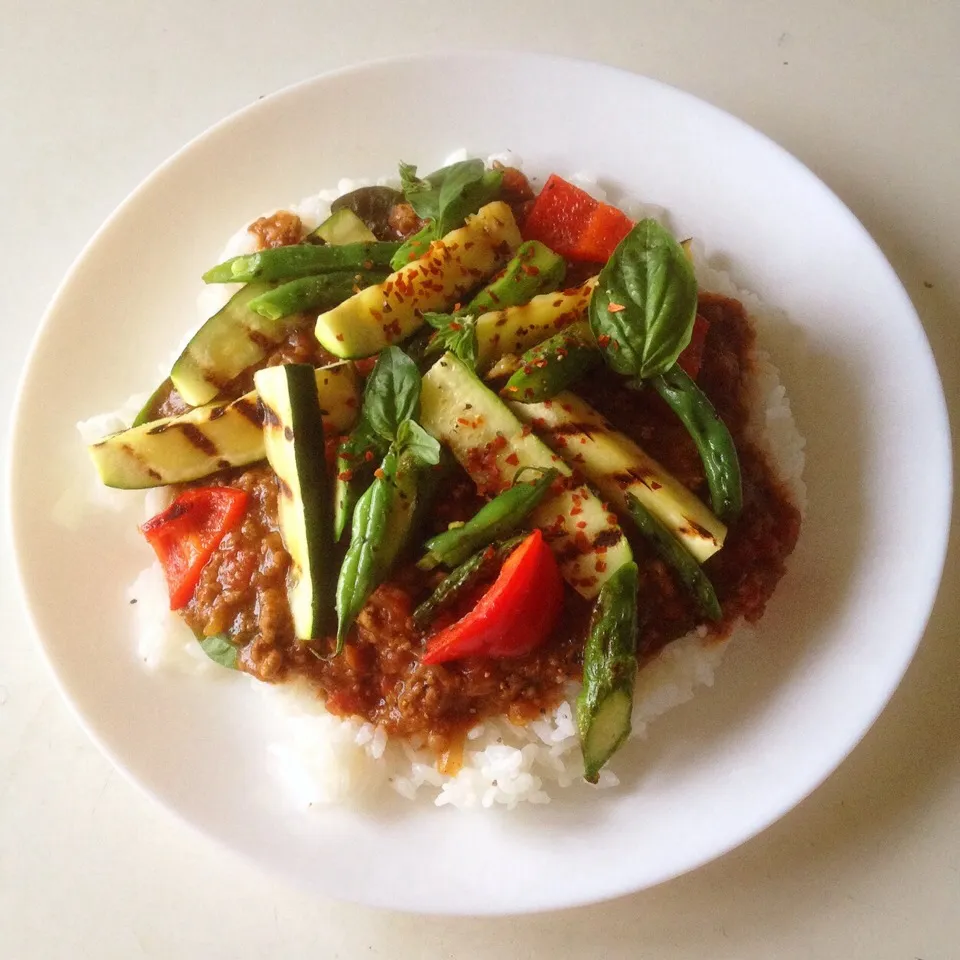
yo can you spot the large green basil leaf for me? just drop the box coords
[363,346,421,441]
[588,219,698,380]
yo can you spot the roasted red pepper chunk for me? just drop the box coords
[521,174,635,263]
[421,529,564,665]
[139,487,249,610]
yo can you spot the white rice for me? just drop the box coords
[77,154,805,810]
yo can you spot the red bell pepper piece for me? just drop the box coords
[570,202,634,262]
[139,487,249,610]
[421,529,564,664]
[521,174,635,263]
[677,314,710,379]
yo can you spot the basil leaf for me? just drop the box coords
[589,219,698,380]
[363,346,421,441]
[199,634,238,670]
[437,169,502,236]
[390,222,437,271]
[422,312,479,369]
[395,160,503,261]
[396,419,441,466]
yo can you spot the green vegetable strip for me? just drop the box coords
[412,535,525,630]
[247,269,387,320]
[625,494,722,622]
[203,241,400,284]
[651,365,743,520]
[503,321,601,401]
[418,468,559,570]
[333,422,389,542]
[463,240,566,316]
[577,561,640,783]
[335,450,420,649]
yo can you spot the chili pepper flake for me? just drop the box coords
[607,302,626,313]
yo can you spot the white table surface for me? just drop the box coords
[1,2,958,956]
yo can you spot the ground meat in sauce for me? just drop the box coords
[248,210,303,249]
[180,293,801,752]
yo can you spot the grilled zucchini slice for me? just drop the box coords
[254,363,335,640]
[88,364,358,489]
[419,352,632,599]
[314,201,522,359]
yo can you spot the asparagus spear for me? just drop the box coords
[625,493,722,621]
[247,269,387,320]
[203,241,400,283]
[577,561,640,783]
[418,468,559,570]
[412,535,525,629]
[502,321,601,400]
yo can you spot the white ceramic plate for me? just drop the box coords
[9,53,951,915]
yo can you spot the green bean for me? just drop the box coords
[577,561,640,783]
[333,420,389,541]
[247,269,387,320]
[203,241,401,284]
[625,493,722,621]
[412,535,525,629]
[652,365,743,520]
[418,468,559,570]
[335,449,420,649]
[503,321,601,401]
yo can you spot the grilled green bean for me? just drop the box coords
[625,493,721,621]
[333,420,390,541]
[577,561,640,783]
[412,535,525,629]
[248,269,387,320]
[503,321,601,401]
[652,365,743,520]
[418,468,558,570]
[203,241,400,284]
[335,449,421,649]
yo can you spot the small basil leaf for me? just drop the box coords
[437,159,485,218]
[589,219,698,380]
[363,346,421,441]
[199,634,238,669]
[390,221,437,270]
[423,313,478,369]
[396,419,441,466]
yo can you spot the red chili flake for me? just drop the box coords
[557,348,568,358]
[464,241,475,250]
[374,468,385,480]
[336,333,345,342]
[607,302,626,313]
[521,424,532,437]
[595,559,608,573]
[576,520,587,529]
[506,386,519,393]
[570,505,583,516]
[543,400,553,408]
[607,514,618,525]
[337,469,354,481]
[523,265,541,276]
[650,481,662,490]
[505,453,519,466]
[457,417,471,426]
[364,450,375,462]
[450,322,462,331]
[574,531,592,554]
[371,309,383,322]
[597,334,611,348]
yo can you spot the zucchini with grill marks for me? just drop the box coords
[509,391,726,562]
[314,201,522,359]
[254,364,336,640]
[419,352,632,599]
[88,364,359,489]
